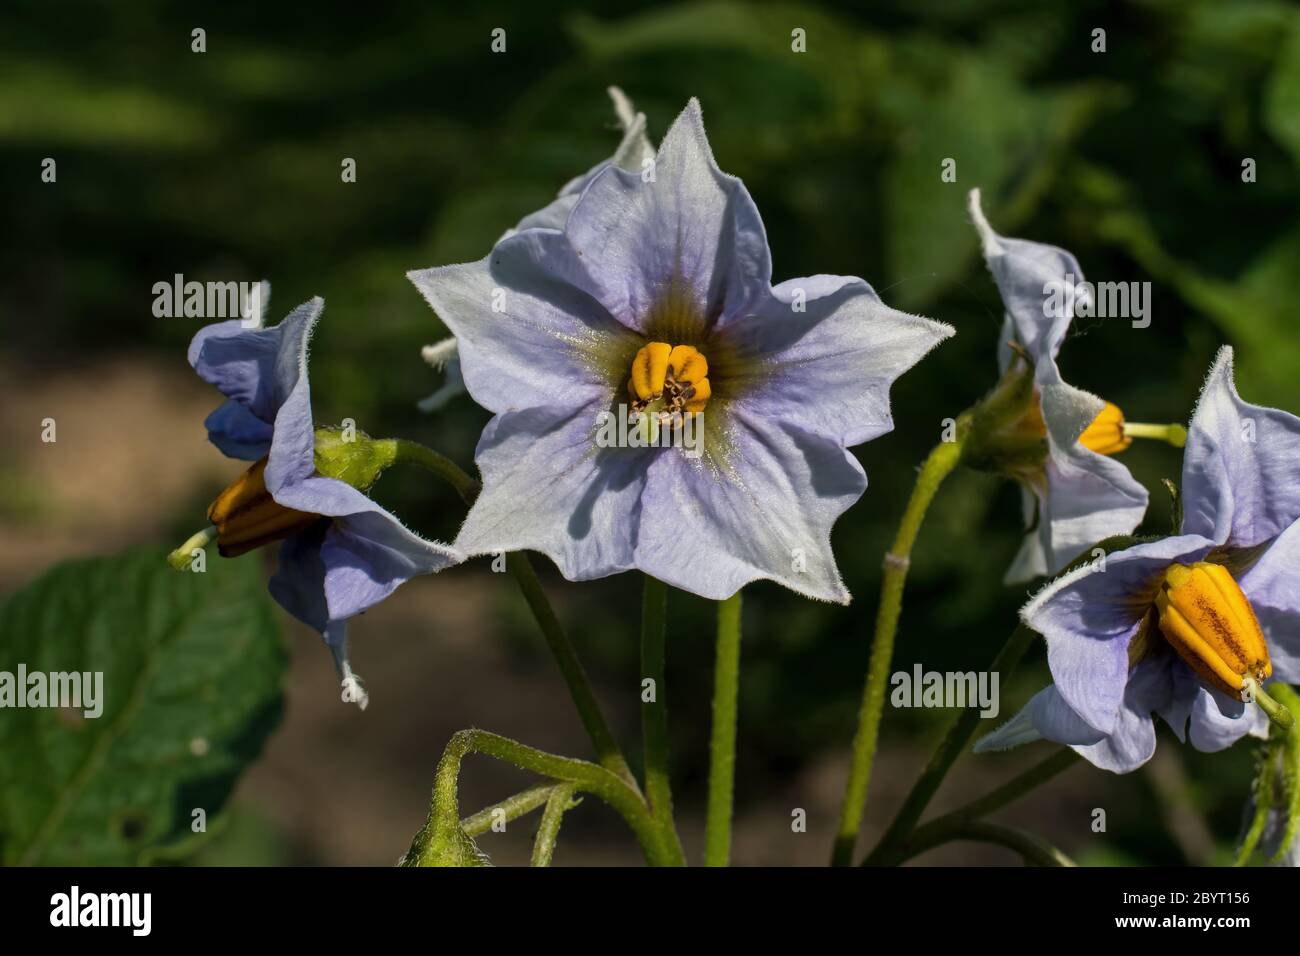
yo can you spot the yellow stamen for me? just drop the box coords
[630,342,672,401]
[628,341,711,418]
[1155,561,1271,701]
[1079,401,1132,456]
[207,457,320,557]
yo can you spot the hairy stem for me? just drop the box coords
[865,748,1079,866]
[704,590,743,867]
[865,622,1038,862]
[900,819,1076,867]
[832,429,966,865]
[641,575,686,865]
[392,439,635,788]
[461,784,558,838]
[405,729,670,867]
[508,553,636,788]
[531,784,578,867]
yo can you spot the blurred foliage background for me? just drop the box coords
[2,0,1298,865]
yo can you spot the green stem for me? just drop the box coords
[1271,684,1300,862]
[531,784,578,867]
[865,622,1038,862]
[388,438,481,500]
[1248,679,1295,732]
[461,784,558,838]
[704,590,743,867]
[392,438,635,788]
[405,729,671,867]
[831,432,966,866]
[641,575,686,865]
[508,553,636,788]
[900,820,1076,867]
[865,748,1079,866]
[1235,738,1278,866]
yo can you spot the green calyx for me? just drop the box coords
[960,360,1048,480]
[313,425,397,492]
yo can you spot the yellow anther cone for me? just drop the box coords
[1079,401,1132,456]
[1155,561,1271,701]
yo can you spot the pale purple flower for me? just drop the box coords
[418,88,654,414]
[189,297,460,706]
[976,347,1300,771]
[410,99,952,602]
[969,190,1148,583]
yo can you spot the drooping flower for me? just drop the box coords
[965,189,1161,584]
[174,296,461,707]
[417,87,653,414]
[410,98,953,602]
[976,347,1300,771]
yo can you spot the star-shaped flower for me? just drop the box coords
[183,297,460,706]
[417,87,654,414]
[976,347,1300,771]
[410,99,952,602]
[967,189,1150,583]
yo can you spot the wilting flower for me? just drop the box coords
[417,87,653,414]
[176,297,460,707]
[965,189,1154,583]
[410,98,952,602]
[976,347,1300,771]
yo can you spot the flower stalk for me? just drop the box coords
[641,575,687,865]
[704,590,743,867]
[832,417,969,866]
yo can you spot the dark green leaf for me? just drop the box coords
[0,549,285,865]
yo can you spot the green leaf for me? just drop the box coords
[0,549,285,865]
[1074,162,1300,407]
[882,51,1108,308]
[1264,11,1300,167]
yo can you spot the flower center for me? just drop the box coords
[627,342,711,423]
[1078,401,1132,456]
[1155,561,1271,701]
[207,456,320,557]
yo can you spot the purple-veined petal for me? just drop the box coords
[1068,655,1169,773]
[319,513,461,622]
[975,656,1174,773]
[202,399,273,461]
[267,524,331,633]
[509,110,654,236]
[454,398,652,580]
[1021,361,1149,579]
[564,98,771,335]
[408,229,636,416]
[188,300,322,428]
[969,189,1079,370]
[973,684,1106,754]
[1182,346,1300,548]
[634,410,866,603]
[1021,533,1213,735]
[1186,675,1269,752]
[726,276,954,447]
[1240,519,1300,682]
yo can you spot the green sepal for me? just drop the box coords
[960,359,1048,480]
[313,425,397,492]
